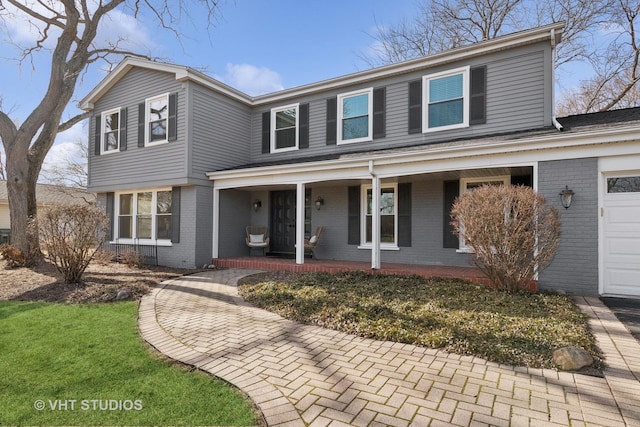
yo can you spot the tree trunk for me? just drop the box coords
[5,136,42,260]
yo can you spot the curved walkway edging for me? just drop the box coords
[139,269,640,427]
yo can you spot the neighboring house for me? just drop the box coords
[0,181,94,243]
[80,22,640,297]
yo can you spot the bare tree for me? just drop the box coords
[0,150,5,180]
[41,138,88,190]
[0,0,222,260]
[365,0,640,113]
[557,0,640,114]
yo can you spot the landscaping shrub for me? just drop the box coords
[0,244,28,268]
[38,204,109,283]
[451,185,560,292]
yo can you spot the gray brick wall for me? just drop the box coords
[538,158,599,294]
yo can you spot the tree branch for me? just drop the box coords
[58,111,91,133]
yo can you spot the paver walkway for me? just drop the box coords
[138,269,640,427]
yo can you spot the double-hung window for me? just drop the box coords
[362,184,398,247]
[338,88,373,144]
[116,189,172,243]
[423,66,469,132]
[145,94,169,146]
[271,104,299,152]
[101,108,120,154]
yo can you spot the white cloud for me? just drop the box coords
[41,122,87,177]
[218,63,284,96]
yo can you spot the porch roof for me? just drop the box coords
[206,107,640,189]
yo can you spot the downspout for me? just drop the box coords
[550,28,564,132]
[369,160,381,270]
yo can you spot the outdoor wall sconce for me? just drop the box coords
[252,199,262,212]
[315,196,324,210]
[559,186,575,209]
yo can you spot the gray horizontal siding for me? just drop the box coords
[247,42,550,165]
[88,68,187,192]
[190,84,251,182]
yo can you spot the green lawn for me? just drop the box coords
[239,271,603,369]
[0,301,258,426]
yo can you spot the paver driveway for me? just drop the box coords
[138,269,640,426]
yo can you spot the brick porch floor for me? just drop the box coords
[213,257,491,284]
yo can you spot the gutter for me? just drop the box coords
[550,27,564,132]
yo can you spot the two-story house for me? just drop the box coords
[80,22,640,297]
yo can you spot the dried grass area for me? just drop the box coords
[0,257,202,303]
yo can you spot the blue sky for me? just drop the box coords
[0,0,601,179]
[0,0,418,174]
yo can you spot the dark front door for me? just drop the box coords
[270,190,296,253]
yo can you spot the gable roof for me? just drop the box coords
[79,22,563,111]
[0,181,95,206]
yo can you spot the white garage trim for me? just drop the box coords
[599,154,640,297]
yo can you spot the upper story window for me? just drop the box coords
[423,66,470,132]
[101,108,121,154]
[338,88,373,144]
[116,189,172,242]
[271,104,299,152]
[145,93,169,146]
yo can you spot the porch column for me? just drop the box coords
[371,174,381,269]
[295,182,305,265]
[212,187,220,259]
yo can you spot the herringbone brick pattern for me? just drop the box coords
[138,270,640,426]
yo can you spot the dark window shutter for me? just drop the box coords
[408,80,422,134]
[119,107,128,152]
[470,66,487,125]
[168,92,178,141]
[261,111,270,154]
[106,192,114,241]
[94,115,101,156]
[326,97,337,145]
[373,87,386,139]
[137,102,145,147]
[398,183,411,247]
[299,103,309,149]
[171,186,181,243]
[443,180,460,249]
[348,186,360,245]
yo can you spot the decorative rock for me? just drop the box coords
[552,346,594,370]
[116,287,133,301]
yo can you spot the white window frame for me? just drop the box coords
[337,87,373,145]
[422,66,470,133]
[145,93,170,147]
[457,175,511,252]
[113,188,172,246]
[270,103,299,153]
[359,183,399,249]
[100,107,121,155]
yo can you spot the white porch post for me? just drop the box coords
[296,182,305,265]
[212,187,220,259]
[371,169,381,270]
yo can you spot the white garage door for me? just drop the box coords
[603,175,640,297]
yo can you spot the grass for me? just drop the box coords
[239,271,603,369]
[0,301,258,426]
